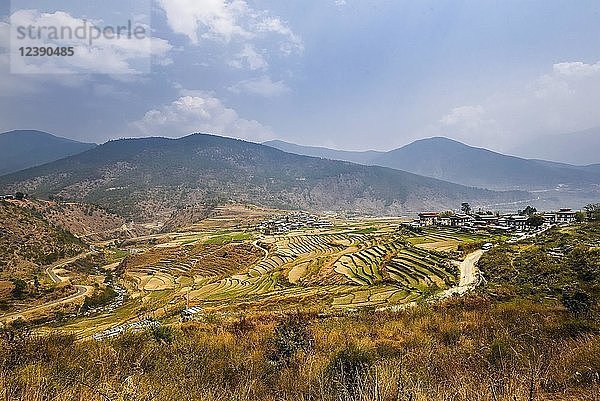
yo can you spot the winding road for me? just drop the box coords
[0,253,94,323]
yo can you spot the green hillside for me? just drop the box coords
[0,134,527,220]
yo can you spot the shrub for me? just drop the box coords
[229,316,255,337]
[10,278,28,299]
[562,288,594,316]
[488,337,511,366]
[82,286,117,311]
[267,313,313,366]
[557,319,598,338]
[151,325,174,345]
[325,342,374,393]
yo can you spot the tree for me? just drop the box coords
[584,203,600,221]
[575,211,587,222]
[562,287,593,316]
[14,192,25,201]
[10,278,28,299]
[520,206,537,216]
[526,214,545,228]
[461,202,472,215]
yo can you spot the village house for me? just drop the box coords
[418,212,439,226]
[473,214,499,227]
[449,214,473,227]
[413,206,581,233]
[556,208,577,223]
[505,215,528,230]
[438,216,452,226]
[543,213,558,224]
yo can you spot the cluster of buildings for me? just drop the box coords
[257,212,333,234]
[414,208,579,232]
[180,306,203,321]
[82,284,127,316]
[0,192,26,201]
[92,319,160,341]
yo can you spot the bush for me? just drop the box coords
[325,343,374,393]
[562,288,594,316]
[82,286,117,311]
[10,278,28,299]
[229,316,255,337]
[151,325,174,345]
[556,319,598,338]
[488,337,511,366]
[267,313,313,366]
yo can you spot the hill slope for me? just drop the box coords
[266,137,600,191]
[0,134,526,220]
[0,200,87,277]
[0,130,96,176]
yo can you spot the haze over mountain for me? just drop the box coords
[264,137,600,192]
[0,134,527,221]
[0,130,96,176]
[509,127,600,166]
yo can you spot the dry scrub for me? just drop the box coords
[1,297,599,401]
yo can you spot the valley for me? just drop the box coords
[1,198,599,401]
[0,201,496,336]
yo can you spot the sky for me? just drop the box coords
[0,0,599,153]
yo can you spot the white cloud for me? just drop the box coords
[228,44,268,70]
[156,0,250,43]
[156,0,302,62]
[6,9,172,75]
[131,93,274,141]
[440,105,485,127]
[439,105,500,145]
[553,61,600,78]
[430,60,600,151]
[228,75,289,97]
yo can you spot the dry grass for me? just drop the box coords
[1,297,599,401]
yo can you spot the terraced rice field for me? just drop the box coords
[118,222,481,313]
[184,227,461,310]
[407,227,491,251]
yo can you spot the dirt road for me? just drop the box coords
[442,249,484,298]
[0,253,94,323]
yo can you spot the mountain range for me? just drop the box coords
[0,130,96,175]
[0,133,527,221]
[264,137,600,191]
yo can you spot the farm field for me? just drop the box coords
[45,215,496,337]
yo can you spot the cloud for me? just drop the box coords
[131,93,274,141]
[440,105,485,127]
[156,0,250,43]
[156,0,302,62]
[228,44,268,70]
[6,9,172,75]
[439,105,500,145]
[431,60,600,150]
[228,75,289,97]
[552,61,600,78]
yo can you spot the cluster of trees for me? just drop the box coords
[585,203,600,221]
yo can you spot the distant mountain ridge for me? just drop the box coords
[264,140,384,165]
[0,130,96,175]
[0,133,527,221]
[265,137,600,191]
